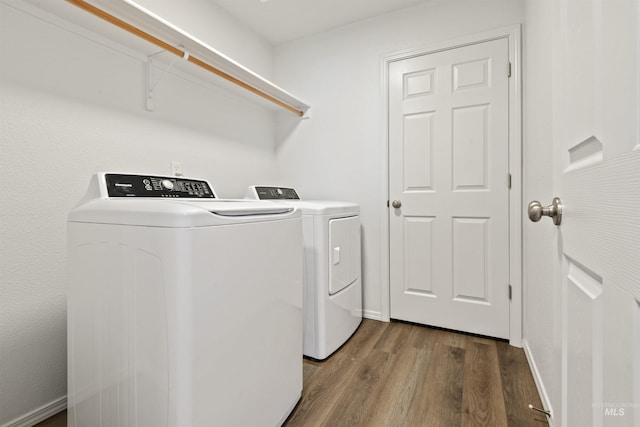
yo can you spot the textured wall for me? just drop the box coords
[0,1,277,424]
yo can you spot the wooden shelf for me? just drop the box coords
[15,0,310,116]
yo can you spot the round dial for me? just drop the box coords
[161,179,174,190]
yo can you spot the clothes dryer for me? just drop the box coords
[68,173,303,427]
[246,186,362,360]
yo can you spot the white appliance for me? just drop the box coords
[245,186,362,360]
[67,173,303,427]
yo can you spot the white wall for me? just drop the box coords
[0,1,277,424]
[272,0,525,318]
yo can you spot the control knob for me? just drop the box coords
[161,179,174,190]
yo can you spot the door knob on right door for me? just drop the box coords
[527,197,563,225]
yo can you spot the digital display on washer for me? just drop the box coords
[105,174,215,198]
[254,186,299,200]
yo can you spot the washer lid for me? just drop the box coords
[281,200,359,216]
[68,199,299,227]
[69,173,300,227]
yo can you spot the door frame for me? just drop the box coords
[379,25,523,346]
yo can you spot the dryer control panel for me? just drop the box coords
[251,186,299,200]
[105,174,215,198]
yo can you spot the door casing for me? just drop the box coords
[379,25,523,346]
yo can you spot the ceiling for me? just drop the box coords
[208,0,429,45]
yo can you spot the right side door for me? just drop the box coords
[541,0,640,425]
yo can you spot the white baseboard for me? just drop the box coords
[522,339,555,427]
[363,309,384,321]
[1,396,66,427]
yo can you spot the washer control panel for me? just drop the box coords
[253,186,299,200]
[105,174,215,198]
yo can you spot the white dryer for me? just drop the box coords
[246,186,362,360]
[67,173,303,427]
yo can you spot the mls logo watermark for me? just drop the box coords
[604,407,625,417]
[593,402,639,418]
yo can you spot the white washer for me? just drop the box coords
[246,186,362,360]
[67,173,303,427]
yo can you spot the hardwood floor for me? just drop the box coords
[36,319,547,427]
[284,319,547,427]
[33,414,65,427]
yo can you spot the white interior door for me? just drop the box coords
[544,0,640,425]
[388,38,511,339]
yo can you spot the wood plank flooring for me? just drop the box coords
[284,319,548,427]
[36,319,548,427]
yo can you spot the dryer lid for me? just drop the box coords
[245,186,359,215]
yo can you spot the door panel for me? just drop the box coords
[389,38,510,339]
[453,58,489,91]
[452,105,489,189]
[559,150,640,426]
[453,217,489,303]
[403,216,434,296]
[403,112,434,190]
[565,258,603,427]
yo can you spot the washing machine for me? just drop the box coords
[67,173,303,427]
[245,186,362,360]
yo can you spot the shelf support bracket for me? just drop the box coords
[146,48,190,112]
[146,55,155,111]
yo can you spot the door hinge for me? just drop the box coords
[508,173,512,189]
[507,61,512,78]
[508,284,512,300]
